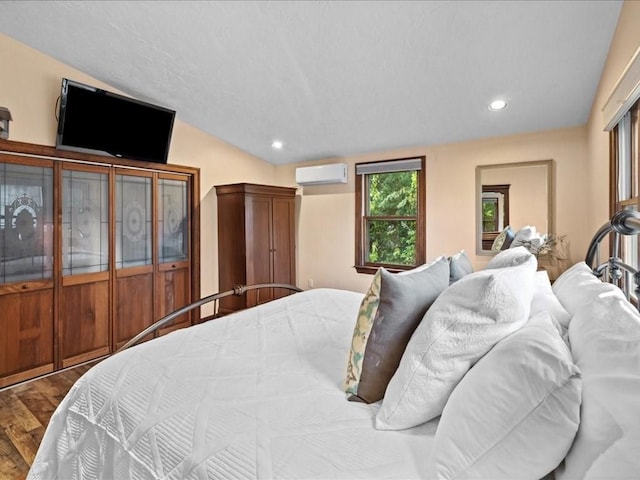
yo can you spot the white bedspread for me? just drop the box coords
[28,288,437,480]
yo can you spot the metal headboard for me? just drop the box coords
[585,209,640,304]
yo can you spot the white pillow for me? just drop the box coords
[510,225,537,248]
[531,270,570,331]
[552,261,625,316]
[375,256,537,430]
[429,312,581,480]
[556,295,640,480]
[486,246,536,270]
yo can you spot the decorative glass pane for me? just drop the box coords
[367,171,417,216]
[62,170,109,276]
[0,162,53,283]
[366,219,416,265]
[158,178,187,263]
[116,175,152,269]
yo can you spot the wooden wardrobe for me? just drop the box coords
[0,139,200,388]
[215,183,296,314]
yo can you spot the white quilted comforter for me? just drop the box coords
[28,288,437,480]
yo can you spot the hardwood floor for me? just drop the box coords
[0,364,94,480]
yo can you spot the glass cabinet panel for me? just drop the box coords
[158,178,188,263]
[62,170,109,276]
[0,162,54,283]
[115,174,152,269]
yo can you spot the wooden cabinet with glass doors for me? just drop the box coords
[0,140,200,388]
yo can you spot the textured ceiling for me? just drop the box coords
[0,1,623,165]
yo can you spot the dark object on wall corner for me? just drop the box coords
[56,78,175,164]
[0,107,12,140]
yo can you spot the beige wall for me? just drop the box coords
[276,126,588,293]
[0,33,278,314]
[587,1,640,235]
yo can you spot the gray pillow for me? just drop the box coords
[501,226,516,250]
[449,250,474,284]
[345,256,450,403]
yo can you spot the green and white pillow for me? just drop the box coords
[491,226,514,251]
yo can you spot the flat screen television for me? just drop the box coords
[56,78,176,164]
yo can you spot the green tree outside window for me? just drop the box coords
[366,170,417,266]
[482,197,498,232]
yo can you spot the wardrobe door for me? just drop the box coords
[59,166,110,367]
[0,158,55,387]
[113,171,154,349]
[244,193,273,307]
[216,188,247,314]
[156,174,191,335]
[271,195,296,300]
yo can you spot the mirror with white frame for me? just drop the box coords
[476,160,554,256]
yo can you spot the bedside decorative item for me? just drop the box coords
[522,233,570,281]
[521,233,567,260]
[0,107,12,140]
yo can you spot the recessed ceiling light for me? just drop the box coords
[271,140,284,149]
[489,99,508,111]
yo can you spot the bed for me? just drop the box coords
[27,211,640,480]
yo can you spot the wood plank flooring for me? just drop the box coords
[0,364,94,480]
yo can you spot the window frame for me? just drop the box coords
[610,100,640,300]
[480,184,510,250]
[354,156,426,275]
[611,101,640,216]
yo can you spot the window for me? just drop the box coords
[611,100,640,213]
[610,99,640,287]
[355,157,425,274]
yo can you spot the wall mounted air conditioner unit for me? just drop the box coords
[295,163,348,186]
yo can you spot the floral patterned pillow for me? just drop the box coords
[491,226,514,251]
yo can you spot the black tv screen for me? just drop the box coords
[56,78,176,164]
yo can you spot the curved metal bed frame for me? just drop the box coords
[118,283,303,352]
[585,209,640,305]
